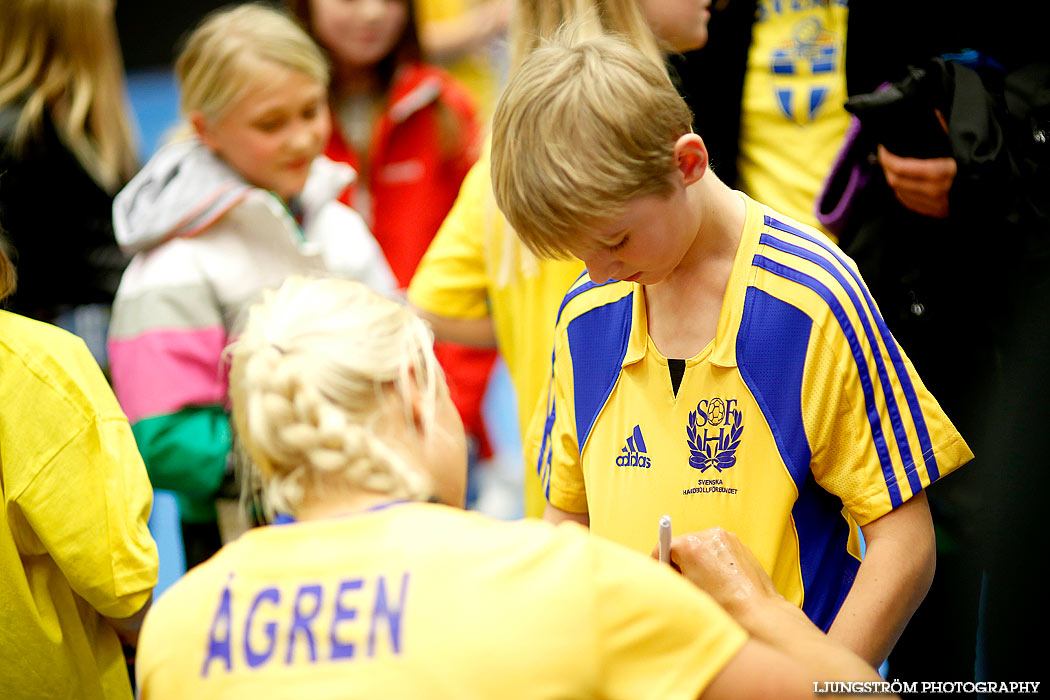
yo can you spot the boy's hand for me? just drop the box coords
[652,527,781,617]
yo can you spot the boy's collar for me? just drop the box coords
[621,285,738,369]
[622,192,761,370]
[709,193,765,368]
[623,286,647,366]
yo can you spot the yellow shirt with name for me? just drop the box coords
[535,195,972,630]
[137,502,747,699]
[737,0,850,234]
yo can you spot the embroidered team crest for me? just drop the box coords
[687,398,743,472]
[768,17,842,124]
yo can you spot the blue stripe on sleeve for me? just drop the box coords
[542,276,626,502]
[752,255,904,508]
[566,294,634,454]
[759,232,923,497]
[737,287,858,630]
[545,446,553,501]
[538,346,557,500]
[765,216,939,481]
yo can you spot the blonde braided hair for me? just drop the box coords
[228,277,441,516]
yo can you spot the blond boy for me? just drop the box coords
[490,34,973,666]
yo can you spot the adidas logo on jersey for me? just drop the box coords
[616,425,651,468]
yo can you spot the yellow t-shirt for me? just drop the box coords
[535,195,972,630]
[737,0,850,234]
[137,502,747,699]
[408,151,584,516]
[0,311,158,700]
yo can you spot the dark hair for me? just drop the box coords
[285,0,422,87]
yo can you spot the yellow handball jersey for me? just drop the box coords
[535,194,973,631]
[737,0,850,233]
[136,501,747,700]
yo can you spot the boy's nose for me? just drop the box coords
[584,252,615,284]
[586,267,610,284]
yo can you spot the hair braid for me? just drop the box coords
[228,278,439,516]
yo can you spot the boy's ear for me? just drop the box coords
[189,110,219,152]
[673,133,708,186]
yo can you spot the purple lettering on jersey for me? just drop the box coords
[285,584,324,664]
[330,579,364,660]
[202,575,234,677]
[197,572,411,675]
[368,573,409,656]
[244,587,281,667]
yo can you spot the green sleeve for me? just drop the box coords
[131,405,231,500]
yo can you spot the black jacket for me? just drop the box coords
[0,102,128,320]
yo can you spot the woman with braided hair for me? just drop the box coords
[225,275,465,515]
[133,276,890,700]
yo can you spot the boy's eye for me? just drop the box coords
[302,104,319,120]
[608,235,629,252]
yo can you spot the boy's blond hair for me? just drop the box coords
[0,0,137,192]
[176,3,329,124]
[491,33,694,259]
[227,277,443,517]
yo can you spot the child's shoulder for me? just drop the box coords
[741,203,883,357]
[553,275,637,332]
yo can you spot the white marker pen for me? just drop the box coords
[658,514,672,564]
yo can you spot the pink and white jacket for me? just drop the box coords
[107,139,394,521]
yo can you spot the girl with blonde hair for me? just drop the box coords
[134,275,887,699]
[107,3,395,568]
[408,0,712,517]
[0,0,138,358]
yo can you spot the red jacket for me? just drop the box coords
[326,62,480,287]
[326,62,496,457]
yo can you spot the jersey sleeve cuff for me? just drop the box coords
[845,431,974,526]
